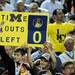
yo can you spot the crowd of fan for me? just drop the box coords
[0,0,75,75]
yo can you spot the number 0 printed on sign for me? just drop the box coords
[28,15,48,47]
[0,12,49,47]
[33,31,41,43]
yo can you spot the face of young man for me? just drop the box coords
[30,5,38,12]
[14,52,22,62]
[16,2,25,12]
[63,64,74,75]
[38,58,49,70]
[56,9,64,22]
[64,38,74,51]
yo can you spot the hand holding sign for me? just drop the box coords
[0,12,49,47]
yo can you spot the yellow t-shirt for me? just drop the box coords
[48,22,74,52]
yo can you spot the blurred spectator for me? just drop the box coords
[4,46,14,58]
[29,3,39,12]
[13,47,26,63]
[59,36,75,64]
[28,49,53,75]
[66,0,75,14]
[52,8,64,23]
[0,46,15,74]
[19,63,31,75]
[27,42,59,75]
[40,0,63,16]
[1,0,75,75]
[10,0,25,7]
[62,61,75,75]
[15,0,29,12]
[0,0,14,11]
[48,9,75,54]
[13,47,30,75]
[31,42,62,74]
[31,42,55,61]
[67,29,75,50]
[0,46,15,75]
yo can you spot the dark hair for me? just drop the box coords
[68,29,75,35]
[53,9,57,15]
[53,9,64,16]
[14,48,26,56]
[62,61,74,69]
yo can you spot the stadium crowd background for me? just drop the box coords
[0,0,75,75]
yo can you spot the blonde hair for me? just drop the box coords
[64,36,74,44]
[29,3,38,9]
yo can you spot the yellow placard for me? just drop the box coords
[0,12,49,47]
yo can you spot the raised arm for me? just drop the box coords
[27,47,33,67]
[44,42,57,69]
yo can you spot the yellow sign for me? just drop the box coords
[0,12,49,47]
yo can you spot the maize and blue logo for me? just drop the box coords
[28,15,47,44]
[33,18,43,28]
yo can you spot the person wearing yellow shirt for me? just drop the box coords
[48,9,75,54]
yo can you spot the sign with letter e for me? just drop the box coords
[0,12,49,47]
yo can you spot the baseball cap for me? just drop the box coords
[40,53,50,62]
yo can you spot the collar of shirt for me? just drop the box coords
[65,51,74,58]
